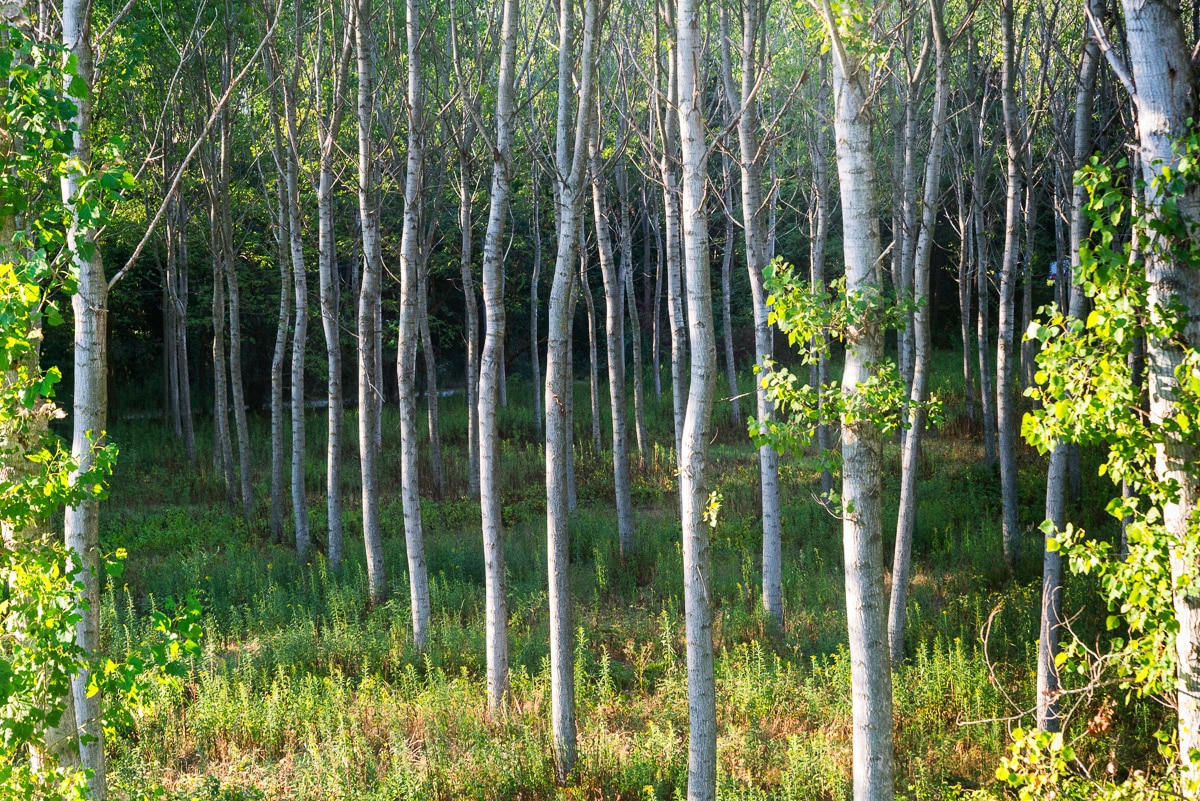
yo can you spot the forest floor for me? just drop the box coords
[96,352,1160,800]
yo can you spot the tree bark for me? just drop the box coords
[61,1,107,793]
[355,0,387,606]
[478,0,518,711]
[579,228,603,455]
[822,3,895,798]
[460,118,481,499]
[1120,0,1200,783]
[265,44,291,545]
[889,0,949,665]
[616,147,647,457]
[590,125,636,557]
[997,0,1023,575]
[544,0,598,781]
[398,0,432,650]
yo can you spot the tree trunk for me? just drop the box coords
[265,48,291,545]
[479,0,518,711]
[972,62,997,466]
[545,0,598,781]
[355,0,386,606]
[579,228,603,454]
[617,152,647,457]
[531,165,544,441]
[676,1,717,797]
[822,4,895,798]
[317,18,353,569]
[1038,0,1099,733]
[61,1,107,793]
[997,0,1023,575]
[659,27,686,463]
[460,119,481,499]
[1120,0,1200,782]
[398,0,432,651]
[284,65,310,560]
[651,196,664,402]
[590,127,636,557]
[889,0,949,665]
[722,0,783,628]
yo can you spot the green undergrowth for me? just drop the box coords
[97,362,1160,800]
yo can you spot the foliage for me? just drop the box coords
[1019,135,1200,796]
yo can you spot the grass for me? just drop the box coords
[96,351,1160,800]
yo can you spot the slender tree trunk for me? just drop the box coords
[1039,0,1099,732]
[676,1,716,796]
[398,0,432,650]
[317,19,352,569]
[355,0,386,606]
[659,26,686,462]
[531,165,544,441]
[651,197,664,402]
[617,154,647,457]
[590,127,636,557]
[579,230,603,454]
[972,64,997,466]
[284,66,311,560]
[722,0,783,628]
[544,0,598,781]
[209,197,236,502]
[953,163,975,426]
[719,159,739,425]
[889,0,949,665]
[460,119,481,499]
[61,2,107,793]
[265,49,291,544]
[175,196,196,464]
[997,0,1023,575]
[478,0,518,710]
[418,259,444,499]
[822,4,895,798]
[810,59,834,501]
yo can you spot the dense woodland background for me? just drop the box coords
[6,0,1200,799]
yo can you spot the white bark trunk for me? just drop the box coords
[61,1,107,792]
[284,71,311,560]
[479,0,518,711]
[355,0,387,606]
[823,5,895,798]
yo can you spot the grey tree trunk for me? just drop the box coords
[419,256,444,499]
[889,0,949,665]
[478,0,518,711]
[544,0,598,781]
[722,0,783,628]
[579,229,603,454]
[1039,0,1100,733]
[997,0,1023,575]
[283,67,311,560]
[317,18,353,568]
[1119,0,1200,782]
[590,128,636,557]
[952,157,975,426]
[398,0,432,651]
[810,60,834,502]
[531,164,544,441]
[822,3,895,798]
[61,1,107,792]
[650,197,664,402]
[719,160,740,425]
[972,64,997,466]
[460,118,481,498]
[658,24,686,462]
[265,48,291,545]
[676,1,716,797]
[616,152,647,457]
[355,0,387,606]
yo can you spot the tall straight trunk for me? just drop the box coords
[658,23,686,461]
[810,60,833,501]
[889,0,949,665]
[544,0,598,781]
[479,0,518,711]
[418,259,444,499]
[579,229,603,454]
[617,153,647,456]
[460,118,481,498]
[317,19,353,569]
[997,0,1023,575]
[1039,0,1099,733]
[355,0,386,606]
[284,66,311,560]
[175,196,196,464]
[1123,4,1200,781]
[722,0,782,628]
[217,32,252,525]
[650,197,664,401]
[398,0,432,651]
[972,64,997,466]
[531,165,544,440]
[1020,159,1037,390]
[953,161,975,425]
[676,1,716,797]
[209,208,236,502]
[719,159,740,424]
[822,4,895,798]
[61,2,107,793]
[590,128,636,557]
[265,49,291,544]
[897,30,930,395]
